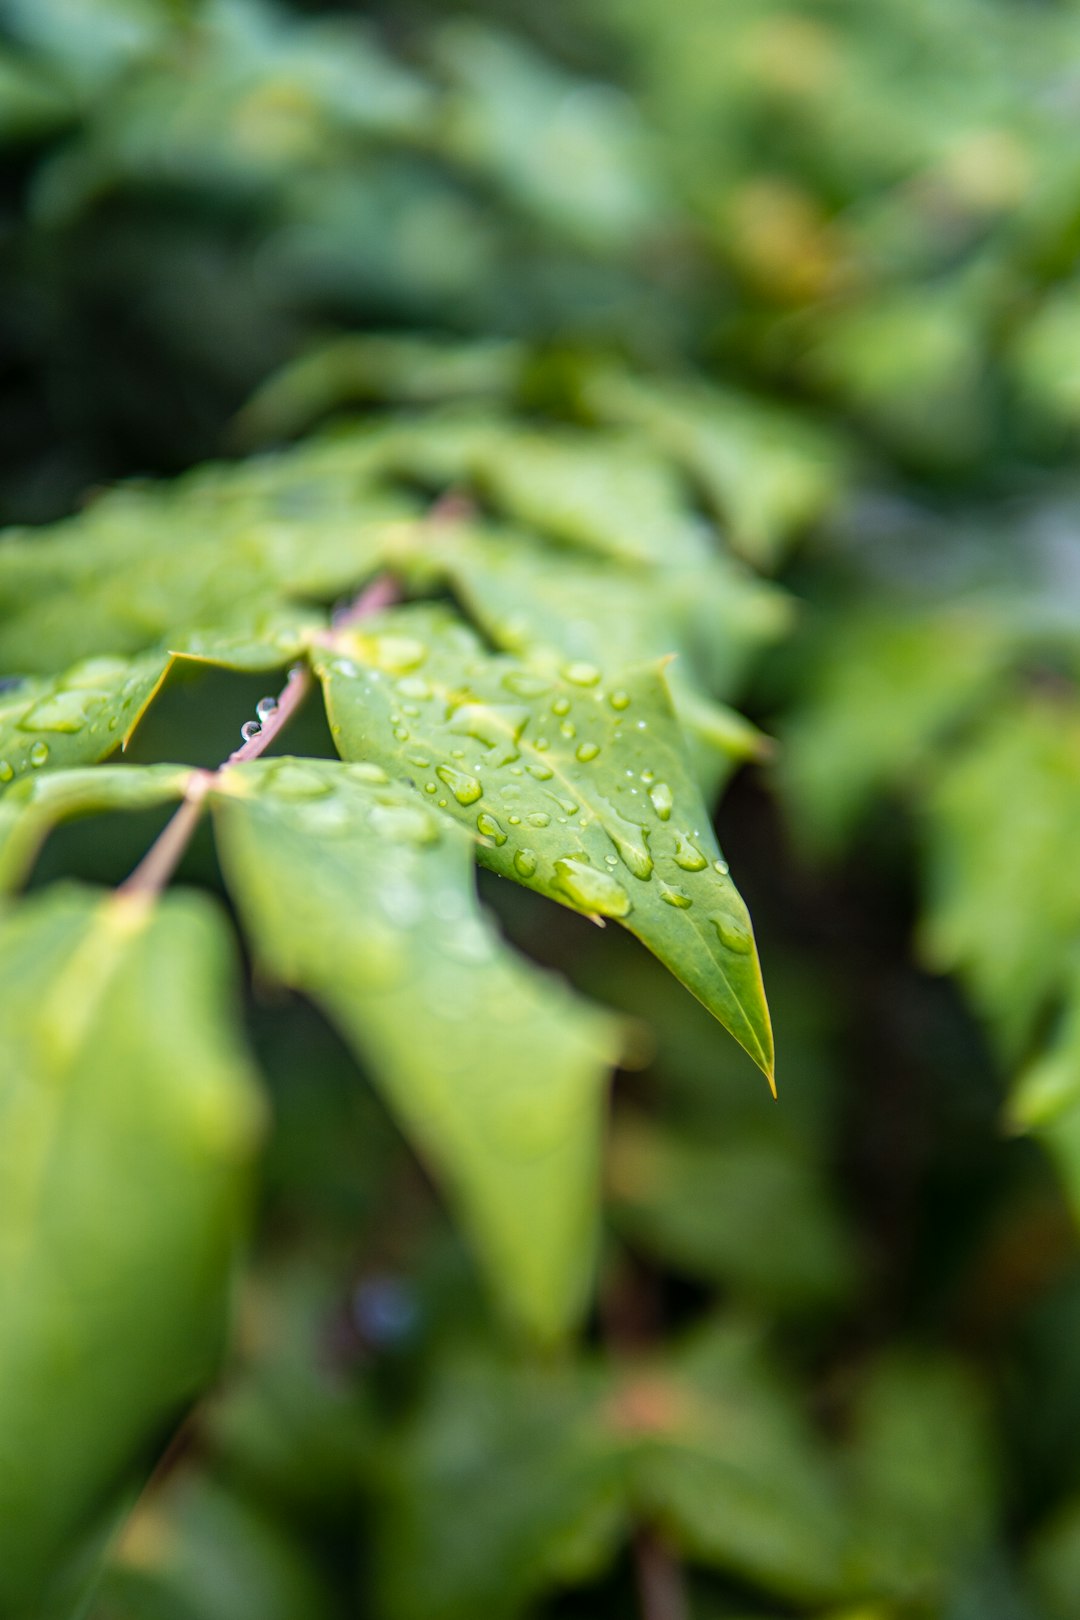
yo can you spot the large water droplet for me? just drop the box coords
[513,848,538,877]
[649,782,674,820]
[576,742,600,763]
[367,634,426,673]
[609,689,631,711]
[406,750,431,768]
[673,832,707,871]
[343,762,389,785]
[527,762,553,781]
[0,760,13,783]
[551,695,571,717]
[255,695,278,724]
[437,764,483,805]
[713,912,753,953]
[397,675,432,701]
[449,702,529,751]
[563,662,601,686]
[18,691,98,734]
[502,670,551,698]
[659,882,692,908]
[60,656,128,690]
[240,719,261,743]
[526,811,550,828]
[29,741,49,767]
[371,802,441,845]
[476,811,507,845]
[600,800,653,879]
[553,857,631,918]
[266,761,333,799]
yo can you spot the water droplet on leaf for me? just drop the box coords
[476,811,507,845]
[673,833,707,871]
[553,857,631,918]
[437,764,483,805]
[649,782,674,820]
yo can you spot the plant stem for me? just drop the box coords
[117,574,399,900]
[632,1528,689,1620]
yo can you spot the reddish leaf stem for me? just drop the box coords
[117,574,399,900]
[632,1529,689,1620]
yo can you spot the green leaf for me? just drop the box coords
[0,763,193,894]
[414,519,784,729]
[844,1352,998,1602]
[920,695,1080,1060]
[314,605,775,1087]
[456,426,712,568]
[780,607,1010,858]
[0,453,412,671]
[617,1319,854,1603]
[98,1473,337,1620]
[0,884,263,1619]
[580,367,852,568]
[210,756,623,1341]
[234,334,527,446]
[608,1112,858,1309]
[374,1350,624,1620]
[0,652,170,791]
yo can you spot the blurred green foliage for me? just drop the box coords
[2,1,1080,1617]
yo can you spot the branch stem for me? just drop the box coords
[117,573,399,900]
[631,1528,689,1620]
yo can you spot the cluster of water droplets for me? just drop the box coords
[238,692,280,746]
[324,632,755,958]
[0,655,157,784]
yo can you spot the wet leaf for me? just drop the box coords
[0,885,263,1619]
[211,756,623,1340]
[314,606,774,1086]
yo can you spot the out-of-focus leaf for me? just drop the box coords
[920,696,1080,1060]
[616,1319,854,1603]
[1012,284,1080,435]
[98,1472,336,1620]
[423,520,786,712]
[1028,1494,1080,1620]
[234,335,527,447]
[205,1263,375,1513]
[211,756,623,1341]
[315,605,774,1086]
[0,763,192,893]
[780,607,1010,857]
[0,885,263,1619]
[0,457,412,671]
[798,283,988,465]
[0,653,169,789]
[581,367,852,568]
[608,1113,858,1308]
[374,1351,624,1620]
[1011,969,1080,1223]
[844,1352,998,1602]
[460,428,711,568]
[434,21,663,250]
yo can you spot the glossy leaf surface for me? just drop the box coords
[315,606,774,1085]
[0,885,263,1619]
[211,756,623,1339]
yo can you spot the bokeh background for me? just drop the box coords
[5,1,1080,1615]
